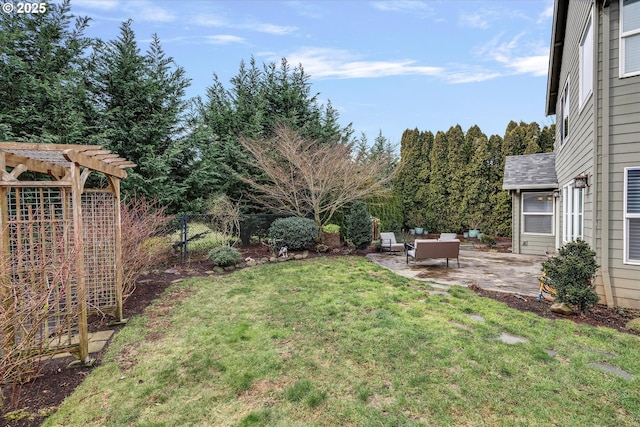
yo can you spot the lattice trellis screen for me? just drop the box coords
[82,191,118,314]
[5,186,79,349]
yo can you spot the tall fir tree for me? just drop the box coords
[87,21,191,210]
[0,0,92,143]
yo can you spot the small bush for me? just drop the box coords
[267,217,318,251]
[208,246,242,267]
[344,201,372,249]
[480,234,496,248]
[322,223,340,233]
[542,239,599,313]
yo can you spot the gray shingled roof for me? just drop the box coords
[503,152,557,190]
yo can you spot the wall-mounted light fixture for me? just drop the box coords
[553,189,561,199]
[574,173,589,189]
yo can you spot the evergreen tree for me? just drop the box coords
[0,0,92,143]
[428,131,450,232]
[446,125,467,231]
[196,57,353,204]
[88,21,192,210]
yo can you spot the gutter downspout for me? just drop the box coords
[599,2,614,307]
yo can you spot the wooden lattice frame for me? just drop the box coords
[0,143,135,364]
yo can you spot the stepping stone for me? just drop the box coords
[588,363,634,381]
[468,314,485,322]
[545,349,557,357]
[498,332,529,344]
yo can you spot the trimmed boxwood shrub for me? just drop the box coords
[541,239,599,313]
[268,217,318,251]
[208,246,241,267]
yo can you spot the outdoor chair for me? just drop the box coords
[439,233,458,240]
[379,232,406,253]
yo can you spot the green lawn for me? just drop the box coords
[45,257,640,426]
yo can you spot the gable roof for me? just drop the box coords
[503,152,558,190]
[546,0,569,116]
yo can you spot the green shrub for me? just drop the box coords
[322,223,340,233]
[208,246,242,267]
[344,201,372,249]
[267,217,318,251]
[541,239,599,313]
[480,234,496,248]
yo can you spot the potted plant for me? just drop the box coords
[467,213,483,238]
[409,211,426,235]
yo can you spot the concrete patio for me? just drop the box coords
[367,245,547,296]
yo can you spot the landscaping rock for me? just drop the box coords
[550,302,574,315]
[246,259,257,267]
[269,257,277,262]
[625,318,640,333]
[294,254,304,260]
[316,244,329,253]
[213,267,224,274]
[302,250,309,259]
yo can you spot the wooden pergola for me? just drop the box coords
[0,143,135,364]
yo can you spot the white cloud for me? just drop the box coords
[539,3,555,23]
[476,33,549,77]
[204,35,245,45]
[282,47,442,79]
[250,23,297,36]
[372,0,433,14]
[507,55,549,76]
[136,4,175,23]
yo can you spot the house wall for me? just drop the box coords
[555,0,596,247]
[511,191,556,256]
[598,0,640,308]
[555,1,640,308]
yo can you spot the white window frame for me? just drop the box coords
[563,183,584,243]
[522,192,555,236]
[559,79,570,146]
[624,167,640,264]
[579,8,594,108]
[620,0,640,77]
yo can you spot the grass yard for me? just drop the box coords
[45,257,640,426]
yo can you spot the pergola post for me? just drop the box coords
[69,162,90,365]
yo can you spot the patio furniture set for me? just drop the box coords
[379,232,461,268]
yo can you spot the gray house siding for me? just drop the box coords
[552,0,640,308]
[555,0,596,251]
[602,0,640,308]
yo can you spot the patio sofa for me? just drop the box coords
[406,239,460,267]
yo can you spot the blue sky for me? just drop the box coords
[71,0,556,143]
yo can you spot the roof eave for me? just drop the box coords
[502,183,559,191]
[546,0,569,116]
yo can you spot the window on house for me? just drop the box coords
[621,0,640,77]
[563,184,584,243]
[560,81,569,145]
[625,168,640,263]
[522,192,554,235]
[580,11,593,106]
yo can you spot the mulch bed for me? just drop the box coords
[2,244,639,426]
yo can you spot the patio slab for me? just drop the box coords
[367,245,546,296]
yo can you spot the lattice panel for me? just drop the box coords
[5,187,79,348]
[82,191,118,313]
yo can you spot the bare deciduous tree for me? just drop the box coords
[238,125,394,226]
